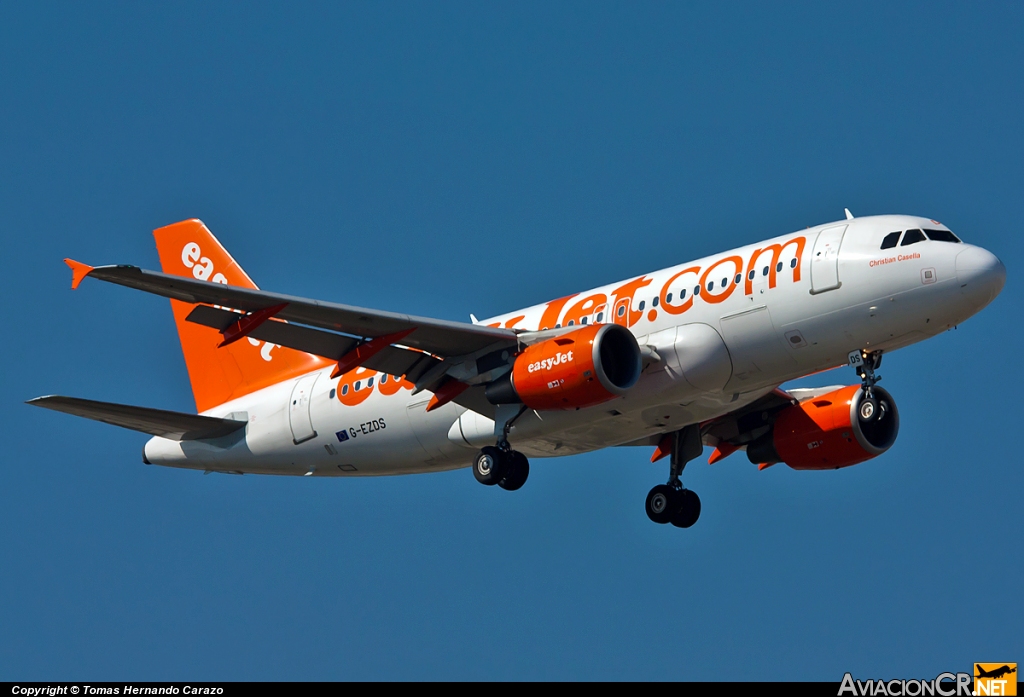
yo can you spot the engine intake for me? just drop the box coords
[486,324,641,410]
[746,385,899,470]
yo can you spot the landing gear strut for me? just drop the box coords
[645,425,703,528]
[849,349,883,423]
[473,406,530,491]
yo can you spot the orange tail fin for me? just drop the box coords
[153,219,331,413]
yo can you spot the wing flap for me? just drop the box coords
[27,396,247,441]
[80,264,518,357]
[184,305,442,381]
[186,305,359,360]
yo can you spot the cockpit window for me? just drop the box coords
[880,231,901,249]
[924,229,961,243]
[901,229,926,246]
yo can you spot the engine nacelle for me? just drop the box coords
[486,324,642,410]
[747,385,899,470]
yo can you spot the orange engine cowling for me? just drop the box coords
[486,324,642,410]
[746,385,899,470]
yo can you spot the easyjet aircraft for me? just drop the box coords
[30,212,1005,528]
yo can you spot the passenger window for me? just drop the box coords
[776,262,783,273]
[790,258,797,268]
[652,296,659,307]
[706,282,713,292]
[880,231,901,249]
[596,312,604,322]
[924,229,961,243]
[901,229,926,246]
[381,374,388,384]
[638,301,645,311]
[680,289,687,299]
[329,388,336,399]
[581,316,588,325]
[616,306,625,318]
[762,266,769,276]
[694,285,701,296]
[341,384,349,395]
[720,277,728,288]
[735,273,742,284]
[567,319,575,326]
[666,293,673,303]
[748,270,755,281]
[354,381,362,391]
[367,377,374,388]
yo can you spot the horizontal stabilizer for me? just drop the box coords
[27,396,247,441]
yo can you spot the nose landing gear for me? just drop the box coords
[645,424,703,528]
[849,349,884,423]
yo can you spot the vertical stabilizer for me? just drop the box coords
[153,219,331,413]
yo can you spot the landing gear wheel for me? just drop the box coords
[645,484,678,524]
[670,489,701,528]
[473,446,508,486]
[858,395,879,423]
[498,451,530,491]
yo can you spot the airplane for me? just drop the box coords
[28,211,1005,528]
[976,666,1016,680]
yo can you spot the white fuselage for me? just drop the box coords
[143,214,1004,476]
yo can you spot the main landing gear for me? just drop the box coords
[646,424,703,528]
[473,405,530,491]
[473,443,530,491]
[849,349,885,423]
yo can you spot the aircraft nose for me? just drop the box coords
[956,245,1006,308]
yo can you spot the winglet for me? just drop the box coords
[64,258,94,290]
[844,208,854,220]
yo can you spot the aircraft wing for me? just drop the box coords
[71,263,518,358]
[27,396,247,441]
[185,304,442,384]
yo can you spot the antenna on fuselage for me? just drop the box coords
[845,208,855,220]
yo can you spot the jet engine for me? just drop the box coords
[486,324,642,410]
[746,385,899,470]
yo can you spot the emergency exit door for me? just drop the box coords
[288,373,320,444]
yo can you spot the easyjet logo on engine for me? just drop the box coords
[528,351,573,373]
[180,242,277,361]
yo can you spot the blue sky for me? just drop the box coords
[1,2,1020,680]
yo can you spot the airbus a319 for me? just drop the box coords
[30,211,1005,528]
